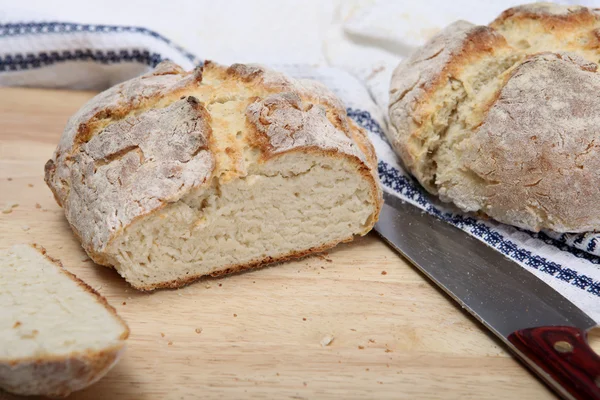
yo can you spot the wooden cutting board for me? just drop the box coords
[0,87,557,400]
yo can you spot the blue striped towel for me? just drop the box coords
[0,20,597,321]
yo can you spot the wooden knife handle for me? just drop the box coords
[508,326,600,400]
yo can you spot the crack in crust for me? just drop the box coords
[67,97,214,257]
[246,91,364,161]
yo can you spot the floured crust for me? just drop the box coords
[492,2,600,28]
[388,21,510,192]
[45,60,382,286]
[63,97,214,258]
[461,52,600,232]
[0,244,129,398]
[44,62,203,205]
[388,3,600,232]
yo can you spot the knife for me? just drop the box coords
[375,191,600,400]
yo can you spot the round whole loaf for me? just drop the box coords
[388,3,600,232]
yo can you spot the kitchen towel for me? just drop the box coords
[0,0,598,322]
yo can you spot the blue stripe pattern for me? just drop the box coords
[347,108,600,297]
[346,108,388,142]
[523,230,600,265]
[0,49,165,71]
[0,22,198,63]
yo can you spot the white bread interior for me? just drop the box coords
[110,151,375,289]
[0,244,129,398]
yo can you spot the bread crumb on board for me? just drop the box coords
[320,334,334,347]
[168,341,173,346]
[160,333,165,337]
[2,202,18,214]
[28,183,34,187]
[315,254,333,263]
[35,203,42,209]
[358,345,365,350]
[195,328,202,334]
[381,271,387,275]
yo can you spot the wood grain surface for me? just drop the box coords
[0,87,568,399]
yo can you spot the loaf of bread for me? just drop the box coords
[0,244,129,398]
[45,61,382,291]
[389,3,600,232]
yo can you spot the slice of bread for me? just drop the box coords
[0,244,129,398]
[44,61,382,291]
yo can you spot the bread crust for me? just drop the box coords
[0,244,129,398]
[45,61,382,289]
[388,21,510,192]
[388,3,600,232]
[491,2,600,31]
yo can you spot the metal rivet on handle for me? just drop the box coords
[553,341,573,353]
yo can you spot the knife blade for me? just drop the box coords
[375,191,600,400]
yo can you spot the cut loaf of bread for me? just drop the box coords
[45,61,382,291]
[0,244,129,398]
[389,3,600,232]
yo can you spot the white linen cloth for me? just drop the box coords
[0,0,598,321]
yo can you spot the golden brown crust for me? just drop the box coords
[491,3,600,31]
[490,3,600,54]
[388,21,510,191]
[426,26,509,99]
[389,24,507,106]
